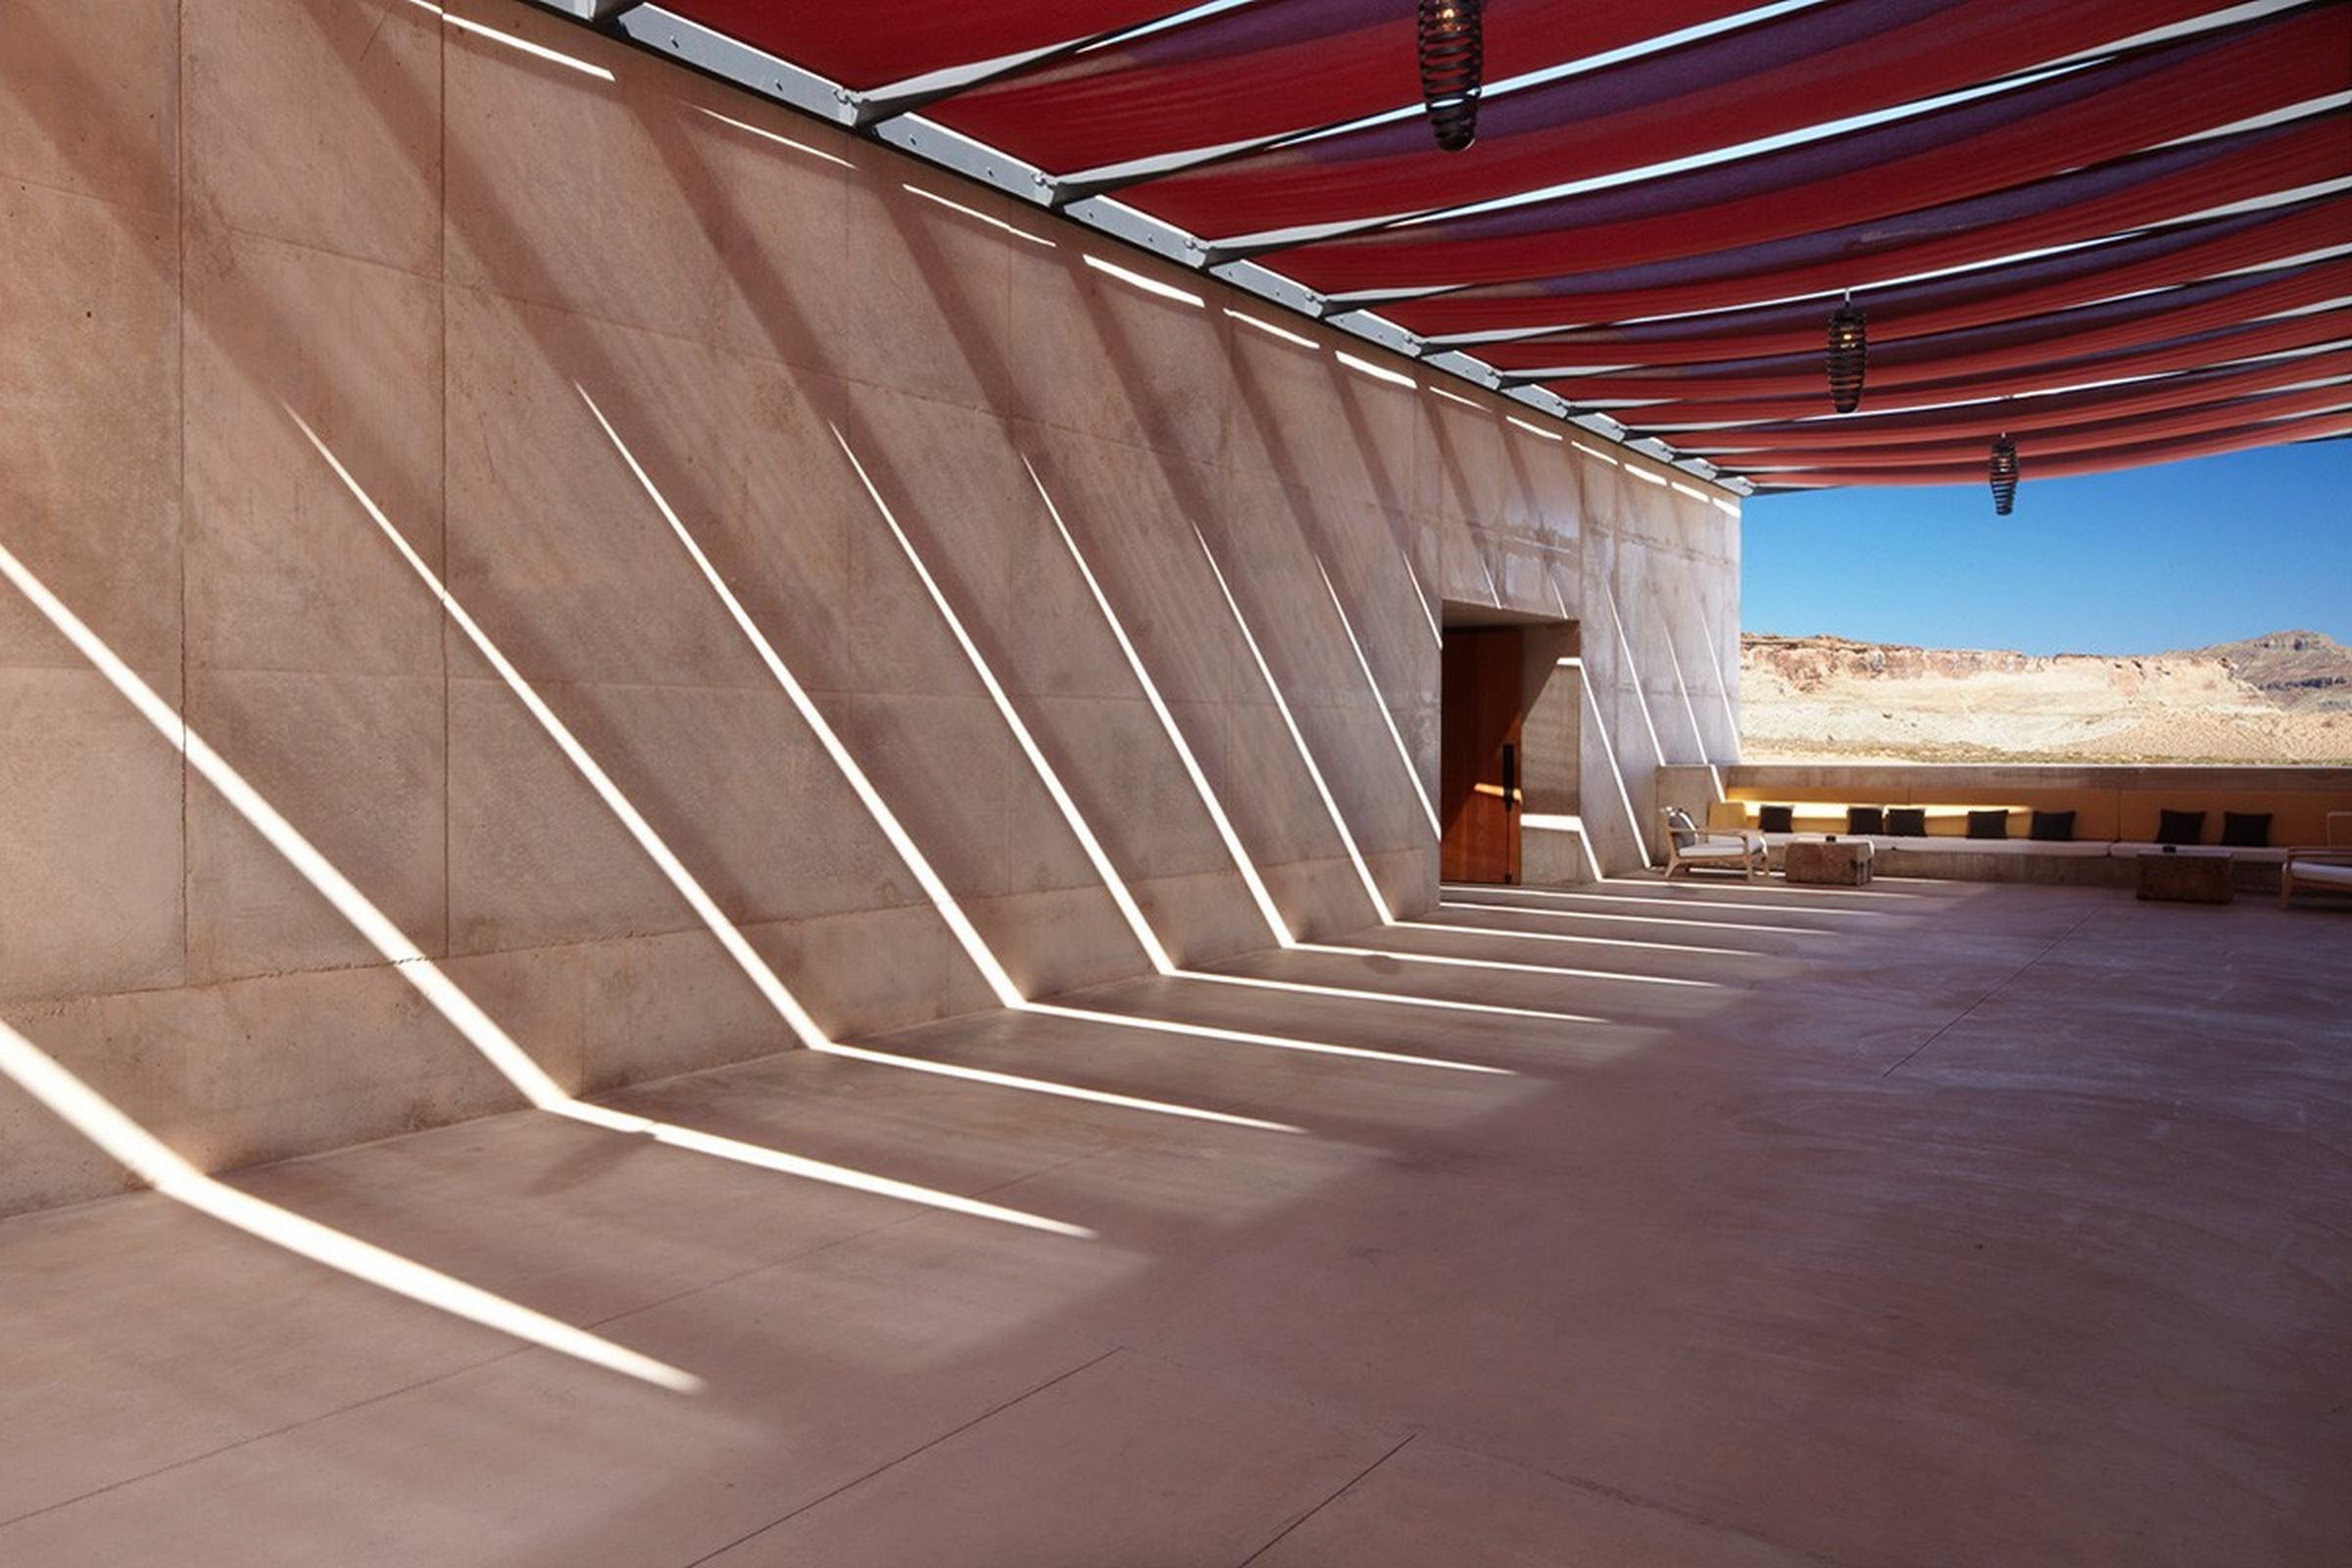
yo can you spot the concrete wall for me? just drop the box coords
[0,0,1740,1215]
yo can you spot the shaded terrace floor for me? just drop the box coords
[3,876,2347,1566]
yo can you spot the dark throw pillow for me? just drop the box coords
[1967,809,2010,841]
[1885,808,1928,838]
[2221,811,2272,848]
[1846,806,1886,836]
[2156,808,2205,847]
[2029,809,2077,843]
[1757,805,1794,834]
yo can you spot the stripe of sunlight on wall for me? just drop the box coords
[1315,557,1442,839]
[1596,573,1671,772]
[1654,600,1727,806]
[0,529,1087,1240]
[289,409,1288,1138]
[1029,465,1699,992]
[581,392,1491,1081]
[1560,642,1656,873]
[0,1017,695,1391]
[1396,546,1445,650]
[1688,580,1744,764]
[835,425,1602,1030]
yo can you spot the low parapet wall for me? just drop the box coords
[1652,761,2352,878]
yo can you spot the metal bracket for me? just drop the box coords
[1062,197,1210,269]
[1324,310,1422,359]
[1208,261,1327,318]
[870,116,1053,205]
[534,0,642,20]
[612,6,856,124]
[1505,386,1571,419]
[1420,350,1503,388]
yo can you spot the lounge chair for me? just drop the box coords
[1662,807,1766,881]
[2279,848,2352,908]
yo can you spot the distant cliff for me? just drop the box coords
[1740,630,2352,762]
[2189,629,2352,712]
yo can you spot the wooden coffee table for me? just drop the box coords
[1784,838,1874,886]
[2135,851,2232,904]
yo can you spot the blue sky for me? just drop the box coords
[1740,439,2352,656]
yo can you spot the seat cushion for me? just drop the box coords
[2030,809,2077,843]
[1884,808,1928,837]
[1900,838,2108,857]
[2221,810,2271,848]
[1966,809,2009,840]
[2292,859,2352,888]
[2156,808,2205,846]
[1757,805,1794,833]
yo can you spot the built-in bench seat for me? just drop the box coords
[1753,832,2113,857]
[1754,833,2296,860]
[1899,837,2114,858]
[2104,842,2291,863]
[1674,766,2352,889]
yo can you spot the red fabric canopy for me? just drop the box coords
[1531,259,2352,403]
[1265,6,2351,292]
[1751,412,2352,487]
[1686,349,2352,452]
[932,0,1756,176]
[1124,0,2224,236]
[1618,310,2352,428]
[1475,204,2351,371]
[653,0,2352,484]
[1723,382,2352,471]
[674,0,1181,91]
[1390,116,2351,337]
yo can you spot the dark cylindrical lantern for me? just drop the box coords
[1827,297,1867,414]
[1988,434,2020,515]
[1418,0,1485,153]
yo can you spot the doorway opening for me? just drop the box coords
[1440,626,1524,883]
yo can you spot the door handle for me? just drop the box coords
[1500,744,1516,811]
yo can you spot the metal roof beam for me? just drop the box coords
[516,1,1732,496]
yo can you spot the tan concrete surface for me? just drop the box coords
[0,0,1739,1213]
[1,877,2345,1565]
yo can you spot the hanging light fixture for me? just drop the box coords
[1418,0,1485,153]
[1988,433,2020,515]
[1827,293,1867,414]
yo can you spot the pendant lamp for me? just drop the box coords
[1989,434,2020,515]
[1419,0,1484,152]
[1827,295,1867,414]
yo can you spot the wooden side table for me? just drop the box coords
[1784,838,1874,886]
[2136,851,2232,904]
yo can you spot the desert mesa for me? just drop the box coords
[1742,628,2352,763]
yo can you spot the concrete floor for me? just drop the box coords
[3,876,2347,1566]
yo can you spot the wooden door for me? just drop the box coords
[1440,627,1523,883]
